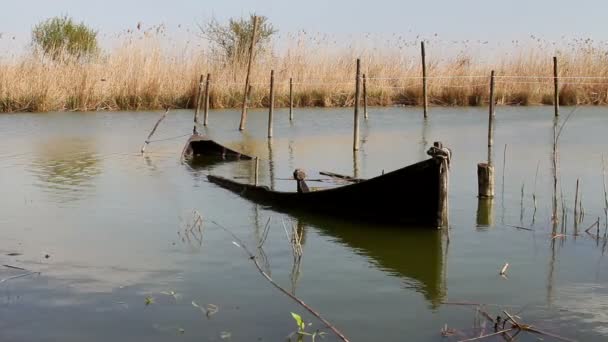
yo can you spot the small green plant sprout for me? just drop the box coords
[289,313,326,341]
[144,296,155,306]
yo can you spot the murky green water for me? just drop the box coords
[0,106,606,341]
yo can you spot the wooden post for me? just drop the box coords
[353,58,361,151]
[194,74,204,134]
[478,163,495,198]
[363,73,368,119]
[289,77,294,121]
[553,56,559,117]
[437,151,449,228]
[421,41,428,119]
[488,70,495,164]
[239,16,259,131]
[203,73,210,126]
[254,157,259,186]
[478,70,496,199]
[268,70,275,138]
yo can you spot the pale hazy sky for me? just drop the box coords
[0,0,604,51]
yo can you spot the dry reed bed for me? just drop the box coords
[2,40,608,112]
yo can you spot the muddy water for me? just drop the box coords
[0,106,606,341]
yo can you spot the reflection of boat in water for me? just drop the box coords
[299,215,446,308]
[207,143,451,228]
[182,134,253,161]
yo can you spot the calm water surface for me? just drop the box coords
[0,106,606,341]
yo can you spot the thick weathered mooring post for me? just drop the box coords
[203,73,211,126]
[438,152,449,228]
[363,73,368,119]
[478,70,495,199]
[268,70,275,138]
[421,41,428,119]
[239,16,259,131]
[477,164,495,198]
[553,56,559,117]
[427,141,450,228]
[194,74,204,134]
[289,77,294,121]
[353,58,361,151]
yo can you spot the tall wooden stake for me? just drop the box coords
[421,41,428,119]
[239,16,259,131]
[478,70,496,199]
[363,73,368,119]
[488,70,496,163]
[553,56,559,117]
[203,73,211,126]
[289,77,294,121]
[353,59,361,151]
[268,70,275,138]
[194,74,204,134]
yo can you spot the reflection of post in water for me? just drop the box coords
[287,140,295,172]
[547,239,557,307]
[267,139,275,190]
[420,117,429,160]
[551,116,560,235]
[353,151,360,179]
[476,198,494,227]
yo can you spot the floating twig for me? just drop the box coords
[0,271,40,283]
[2,264,26,271]
[457,328,515,342]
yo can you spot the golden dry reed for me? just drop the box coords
[1,33,608,112]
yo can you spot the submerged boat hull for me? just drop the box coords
[208,155,449,228]
[182,134,253,160]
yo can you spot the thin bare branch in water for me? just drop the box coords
[501,144,507,199]
[520,182,525,223]
[531,161,540,225]
[257,216,272,249]
[0,271,40,283]
[505,224,534,231]
[140,109,169,154]
[555,106,580,143]
[456,328,515,342]
[602,155,608,232]
[208,219,349,342]
[585,218,600,234]
[3,264,26,271]
[573,179,580,234]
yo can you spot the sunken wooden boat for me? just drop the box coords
[208,142,451,228]
[182,134,253,160]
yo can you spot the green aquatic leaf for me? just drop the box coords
[291,312,305,331]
